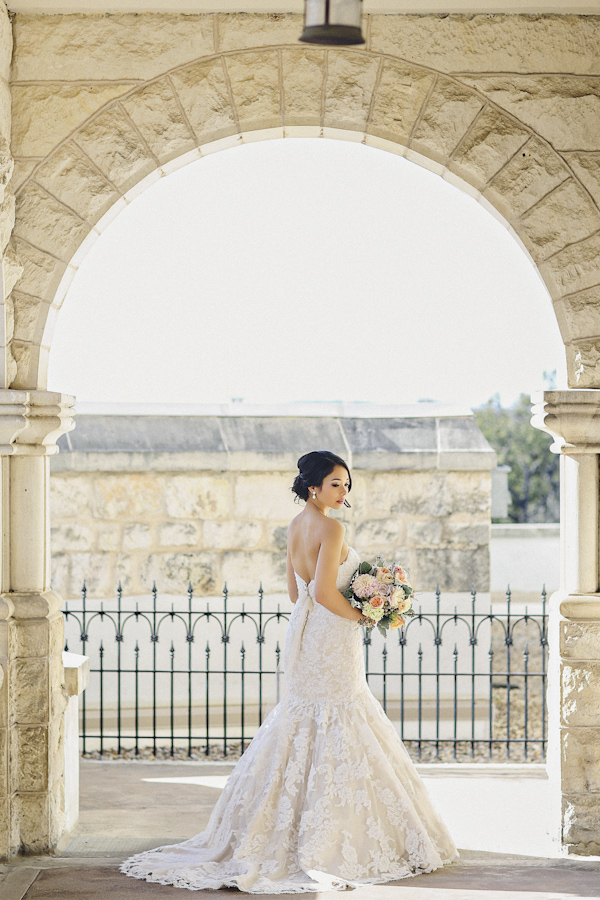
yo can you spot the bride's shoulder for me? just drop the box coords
[320,516,345,540]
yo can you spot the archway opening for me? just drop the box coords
[46,137,566,408]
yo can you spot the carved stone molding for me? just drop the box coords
[531,389,600,454]
[0,389,75,455]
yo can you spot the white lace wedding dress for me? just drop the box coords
[121,548,458,892]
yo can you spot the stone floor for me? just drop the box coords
[1,761,600,900]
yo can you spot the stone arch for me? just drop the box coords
[9,45,600,390]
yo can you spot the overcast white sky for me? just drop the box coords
[47,138,567,410]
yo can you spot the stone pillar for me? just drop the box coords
[531,389,600,856]
[0,390,75,857]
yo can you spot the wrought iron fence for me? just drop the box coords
[63,582,548,763]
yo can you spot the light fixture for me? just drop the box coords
[299,0,365,46]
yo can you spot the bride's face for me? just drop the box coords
[314,465,350,510]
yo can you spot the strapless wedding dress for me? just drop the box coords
[121,548,458,893]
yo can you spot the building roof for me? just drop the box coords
[54,410,496,471]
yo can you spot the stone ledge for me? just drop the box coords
[61,652,89,698]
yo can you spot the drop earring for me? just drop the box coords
[312,491,316,499]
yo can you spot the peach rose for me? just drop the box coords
[376,567,394,584]
[390,615,405,630]
[369,595,385,609]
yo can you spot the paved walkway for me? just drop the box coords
[1,761,600,900]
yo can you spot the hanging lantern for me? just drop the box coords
[299,0,365,46]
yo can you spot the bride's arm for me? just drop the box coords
[286,546,298,604]
[313,521,363,622]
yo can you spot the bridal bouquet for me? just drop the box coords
[344,557,415,637]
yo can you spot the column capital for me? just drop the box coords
[0,389,75,456]
[531,389,600,455]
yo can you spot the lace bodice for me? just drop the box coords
[121,544,458,894]
[284,547,364,704]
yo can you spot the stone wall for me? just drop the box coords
[49,408,495,599]
[6,11,600,391]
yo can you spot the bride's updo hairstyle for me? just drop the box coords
[291,450,352,503]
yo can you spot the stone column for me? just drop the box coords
[531,389,600,856]
[0,390,75,857]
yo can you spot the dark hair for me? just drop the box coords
[291,450,352,503]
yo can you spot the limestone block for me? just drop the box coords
[50,554,70,599]
[0,797,9,858]
[74,106,157,194]
[369,471,490,518]
[555,287,600,343]
[122,79,196,165]
[14,182,90,263]
[562,661,600,727]
[50,475,91,519]
[141,552,219,594]
[204,519,262,550]
[11,84,134,158]
[520,180,600,261]
[234,473,296,520]
[368,14,600,77]
[93,473,164,519]
[35,142,120,224]
[563,152,600,208]
[0,725,5,795]
[12,14,215,82]
[123,524,152,551]
[10,725,47,792]
[405,519,442,546]
[324,51,380,133]
[355,518,406,553]
[543,232,600,298]
[561,621,600,660]
[49,776,66,844]
[96,523,121,552]
[410,77,483,164]
[443,522,489,546]
[10,291,47,345]
[11,340,39,391]
[415,547,490,592]
[282,48,324,127]
[13,791,49,852]
[8,237,65,302]
[460,75,600,152]
[269,524,288,552]
[0,80,12,146]
[485,137,570,219]
[165,475,229,519]
[449,107,530,191]
[562,792,600,855]
[68,552,113,599]
[226,51,281,132]
[51,524,94,553]
[47,715,64,788]
[0,8,11,83]
[0,189,15,255]
[115,554,135,595]
[221,550,286,593]
[567,341,600,389]
[159,521,200,548]
[170,59,238,144]
[10,160,37,194]
[10,657,48,725]
[218,13,302,51]
[12,618,49,658]
[561,728,600,793]
[49,653,68,721]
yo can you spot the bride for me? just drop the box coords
[121,450,458,892]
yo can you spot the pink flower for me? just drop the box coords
[375,567,394,584]
[394,565,409,584]
[352,574,379,599]
[370,595,385,609]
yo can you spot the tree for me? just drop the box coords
[474,393,559,523]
